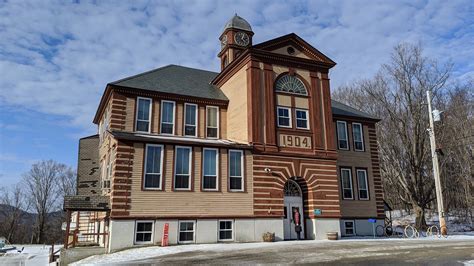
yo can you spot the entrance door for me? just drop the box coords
[283,180,304,240]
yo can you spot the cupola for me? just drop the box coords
[218,14,254,70]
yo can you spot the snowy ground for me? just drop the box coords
[72,236,474,265]
[0,245,59,266]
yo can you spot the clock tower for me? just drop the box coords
[218,14,254,70]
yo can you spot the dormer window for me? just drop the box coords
[135,97,152,133]
[275,75,307,95]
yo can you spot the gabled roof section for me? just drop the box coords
[331,100,380,121]
[252,33,336,67]
[109,65,227,101]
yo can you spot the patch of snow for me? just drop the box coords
[0,244,59,266]
[72,236,474,265]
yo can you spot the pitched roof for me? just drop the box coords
[110,65,228,101]
[331,100,379,121]
[107,65,376,121]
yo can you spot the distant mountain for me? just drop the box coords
[0,204,64,244]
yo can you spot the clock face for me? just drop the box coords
[234,32,249,46]
[221,35,227,47]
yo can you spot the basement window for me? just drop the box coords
[135,221,153,244]
[218,220,234,241]
[344,220,355,236]
[179,221,196,244]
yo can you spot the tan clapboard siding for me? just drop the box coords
[220,108,227,139]
[198,105,205,138]
[219,65,248,143]
[152,100,160,134]
[335,121,380,218]
[176,102,183,136]
[128,143,254,217]
[124,96,135,132]
[252,154,340,218]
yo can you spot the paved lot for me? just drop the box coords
[129,238,474,265]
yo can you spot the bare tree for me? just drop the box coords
[22,160,73,244]
[333,43,452,228]
[0,184,30,243]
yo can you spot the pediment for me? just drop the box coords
[252,33,336,66]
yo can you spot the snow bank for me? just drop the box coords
[0,244,59,266]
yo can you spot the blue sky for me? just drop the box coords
[0,0,473,187]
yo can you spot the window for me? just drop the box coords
[143,144,163,189]
[274,75,308,95]
[135,221,153,244]
[337,121,349,150]
[178,221,195,243]
[174,146,192,190]
[136,97,152,133]
[218,220,233,241]
[206,106,219,138]
[295,109,309,129]
[184,103,197,137]
[341,168,353,199]
[229,150,244,191]
[203,148,218,191]
[352,123,364,151]
[357,169,369,200]
[344,220,355,236]
[277,106,291,128]
[161,100,175,134]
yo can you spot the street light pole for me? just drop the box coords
[426,90,447,235]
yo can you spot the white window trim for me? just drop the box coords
[135,97,152,133]
[337,121,349,150]
[356,169,369,200]
[178,220,196,244]
[352,122,365,151]
[160,100,176,135]
[276,106,292,128]
[343,220,356,236]
[218,220,234,241]
[206,106,220,139]
[143,144,164,190]
[202,148,219,191]
[134,220,154,244]
[341,168,354,200]
[174,146,192,191]
[184,103,198,137]
[229,149,244,192]
[295,109,310,130]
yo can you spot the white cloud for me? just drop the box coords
[0,0,472,132]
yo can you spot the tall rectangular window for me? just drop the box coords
[161,100,175,134]
[143,144,163,189]
[277,106,291,128]
[341,168,353,199]
[352,123,364,151]
[295,109,309,129]
[178,221,195,243]
[357,169,369,200]
[184,103,198,137]
[135,221,153,244]
[337,121,349,150]
[203,148,218,191]
[229,150,244,191]
[206,106,219,138]
[136,97,152,133]
[218,220,234,241]
[174,146,191,190]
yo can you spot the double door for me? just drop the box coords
[283,196,304,240]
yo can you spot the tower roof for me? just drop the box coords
[223,14,252,32]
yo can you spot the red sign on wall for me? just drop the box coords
[161,223,169,247]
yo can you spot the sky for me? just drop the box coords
[0,0,473,187]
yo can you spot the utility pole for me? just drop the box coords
[426,90,447,235]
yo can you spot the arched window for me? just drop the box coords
[284,179,302,197]
[275,75,307,95]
